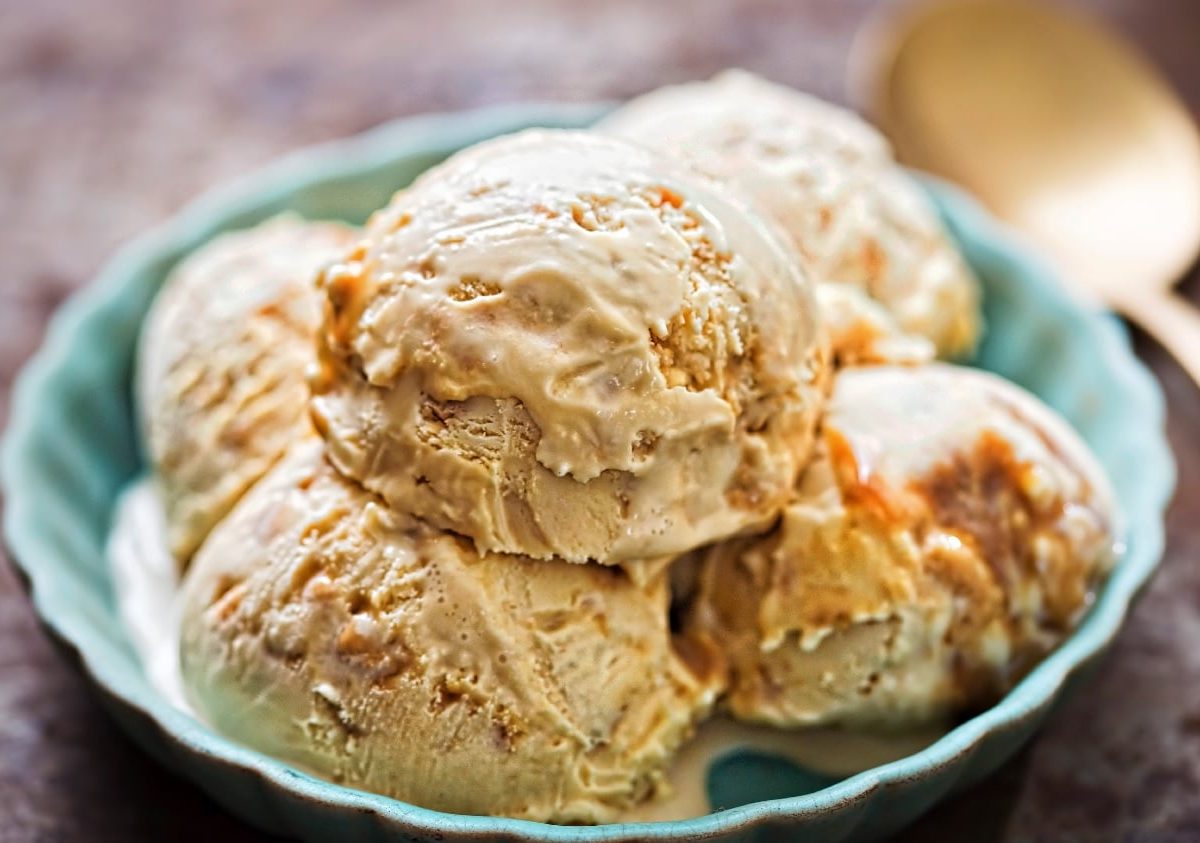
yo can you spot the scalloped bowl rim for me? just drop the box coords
[1,102,1175,841]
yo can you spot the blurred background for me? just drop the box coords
[3,1,1200,840]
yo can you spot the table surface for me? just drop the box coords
[4,0,1200,840]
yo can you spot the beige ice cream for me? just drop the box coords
[310,129,829,564]
[137,216,358,562]
[681,364,1118,727]
[602,70,981,363]
[816,284,935,367]
[179,439,723,823]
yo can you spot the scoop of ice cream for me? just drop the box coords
[136,216,358,562]
[310,129,829,564]
[682,364,1119,727]
[602,70,982,362]
[179,439,722,823]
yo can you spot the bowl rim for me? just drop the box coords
[2,102,1175,841]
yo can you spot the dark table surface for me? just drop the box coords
[3,0,1200,840]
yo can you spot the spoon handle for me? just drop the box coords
[1119,290,1200,388]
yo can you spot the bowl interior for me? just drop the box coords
[3,105,1173,842]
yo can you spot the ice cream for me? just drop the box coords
[179,439,723,823]
[601,70,981,363]
[136,216,358,561]
[816,284,935,367]
[681,364,1119,727]
[309,129,829,564]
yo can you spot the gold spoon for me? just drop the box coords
[851,0,1200,383]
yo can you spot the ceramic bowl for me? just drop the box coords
[2,104,1174,842]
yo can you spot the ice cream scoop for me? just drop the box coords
[309,129,829,564]
[179,439,722,823]
[602,70,980,364]
[137,216,357,562]
[681,364,1119,727]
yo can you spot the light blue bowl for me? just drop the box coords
[2,105,1174,842]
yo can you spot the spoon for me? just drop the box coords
[851,0,1200,384]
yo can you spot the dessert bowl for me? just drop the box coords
[2,103,1173,842]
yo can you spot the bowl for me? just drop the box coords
[2,104,1174,842]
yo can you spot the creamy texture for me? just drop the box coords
[310,129,828,563]
[816,284,935,367]
[137,216,358,561]
[602,70,982,362]
[684,364,1119,726]
[110,477,946,824]
[179,439,723,823]
[108,478,189,711]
